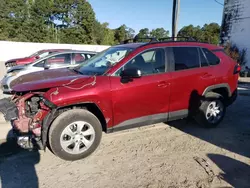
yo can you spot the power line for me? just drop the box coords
[214,0,223,6]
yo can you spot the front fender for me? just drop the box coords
[43,76,113,127]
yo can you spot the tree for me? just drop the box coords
[177,25,202,40]
[150,28,169,39]
[114,25,127,43]
[113,24,135,44]
[94,22,115,45]
[178,23,220,44]
[201,23,220,44]
[136,28,150,38]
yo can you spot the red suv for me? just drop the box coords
[0,37,239,161]
[4,49,70,69]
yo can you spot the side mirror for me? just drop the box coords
[120,68,142,83]
[35,56,40,59]
[44,60,51,70]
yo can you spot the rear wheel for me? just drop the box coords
[48,109,102,161]
[195,93,226,128]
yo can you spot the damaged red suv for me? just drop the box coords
[0,37,239,161]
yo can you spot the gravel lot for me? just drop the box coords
[0,87,250,188]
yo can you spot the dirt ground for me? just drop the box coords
[0,89,250,188]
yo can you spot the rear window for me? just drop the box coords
[202,48,220,65]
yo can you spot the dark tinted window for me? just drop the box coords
[173,47,200,71]
[199,48,209,67]
[122,48,165,75]
[202,48,220,65]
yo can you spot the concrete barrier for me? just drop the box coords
[0,41,109,62]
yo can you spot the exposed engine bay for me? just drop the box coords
[0,93,53,150]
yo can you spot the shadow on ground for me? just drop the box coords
[168,95,250,186]
[208,154,250,188]
[0,131,40,188]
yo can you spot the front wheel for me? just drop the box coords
[48,109,102,161]
[195,93,226,128]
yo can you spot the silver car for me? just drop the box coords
[1,50,97,93]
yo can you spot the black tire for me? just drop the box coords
[195,92,226,128]
[48,109,102,161]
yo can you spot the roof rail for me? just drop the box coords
[158,37,197,42]
[121,36,158,44]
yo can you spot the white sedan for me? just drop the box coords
[1,50,96,94]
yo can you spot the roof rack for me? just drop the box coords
[120,36,198,45]
[158,37,197,42]
[121,36,158,44]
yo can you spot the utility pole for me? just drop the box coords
[172,0,180,40]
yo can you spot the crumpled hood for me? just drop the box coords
[12,68,91,92]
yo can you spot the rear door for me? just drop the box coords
[168,46,215,118]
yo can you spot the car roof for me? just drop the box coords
[41,49,71,52]
[49,50,97,55]
[122,41,221,51]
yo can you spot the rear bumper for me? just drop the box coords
[227,89,238,106]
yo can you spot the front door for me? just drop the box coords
[110,48,171,129]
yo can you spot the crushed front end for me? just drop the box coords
[0,92,55,149]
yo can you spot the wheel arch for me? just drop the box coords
[202,84,231,98]
[42,102,108,148]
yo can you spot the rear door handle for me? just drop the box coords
[157,81,169,88]
[201,73,212,79]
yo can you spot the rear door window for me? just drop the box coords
[202,48,220,65]
[173,47,200,71]
[199,48,209,67]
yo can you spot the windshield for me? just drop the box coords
[73,46,134,75]
[29,50,44,57]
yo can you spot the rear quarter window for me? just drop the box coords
[202,48,220,65]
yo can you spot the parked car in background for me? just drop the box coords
[0,37,239,161]
[1,50,96,93]
[4,49,70,69]
[239,66,250,77]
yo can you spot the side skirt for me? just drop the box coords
[107,109,188,133]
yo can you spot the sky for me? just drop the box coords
[88,0,224,34]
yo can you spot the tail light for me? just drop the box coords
[233,64,241,74]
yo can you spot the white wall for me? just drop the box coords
[221,0,250,68]
[0,41,110,61]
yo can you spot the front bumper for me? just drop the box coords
[0,76,14,94]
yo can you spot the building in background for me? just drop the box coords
[220,0,250,68]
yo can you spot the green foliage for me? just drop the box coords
[150,28,169,39]
[114,24,135,44]
[178,23,220,44]
[224,42,247,66]
[0,0,221,45]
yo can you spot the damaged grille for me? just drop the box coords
[26,97,40,117]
